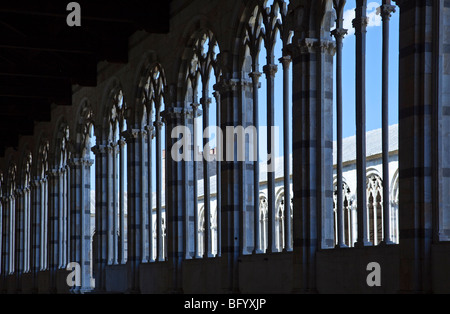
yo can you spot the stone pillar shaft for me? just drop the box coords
[291,35,335,292]
[69,158,94,293]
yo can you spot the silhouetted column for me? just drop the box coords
[69,158,94,293]
[332,0,348,248]
[279,55,293,252]
[48,169,61,293]
[200,94,212,258]
[123,129,147,293]
[163,99,186,293]
[291,15,336,292]
[30,179,41,293]
[217,75,242,293]
[380,0,396,245]
[394,0,443,293]
[91,145,108,292]
[15,189,24,292]
[263,63,278,253]
[248,71,262,254]
[353,0,371,247]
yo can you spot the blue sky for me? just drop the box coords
[336,0,400,139]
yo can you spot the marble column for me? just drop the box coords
[394,0,444,293]
[47,169,61,293]
[163,102,187,293]
[30,179,41,293]
[91,145,108,292]
[123,129,148,293]
[69,158,94,293]
[290,31,335,292]
[216,74,242,294]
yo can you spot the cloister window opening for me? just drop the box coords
[38,141,49,271]
[141,64,168,262]
[47,123,72,273]
[243,0,293,255]
[331,0,399,248]
[185,31,221,259]
[21,152,32,274]
[86,125,96,281]
[79,102,96,289]
[7,164,17,274]
[333,180,356,247]
[109,90,128,265]
[367,173,383,245]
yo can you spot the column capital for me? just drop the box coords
[352,16,369,30]
[380,4,396,21]
[213,79,239,94]
[190,103,202,118]
[106,142,116,152]
[291,38,336,56]
[200,97,212,109]
[161,107,185,122]
[153,120,164,129]
[319,40,337,55]
[91,145,108,156]
[69,158,94,168]
[295,38,317,55]
[122,129,144,142]
[190,102,201,111]
[263,64,278,79]
[144,125,155,140]
[331,28,348,41]
[278,56,292,70]
[118,139,127,148]
[248,71,263,83]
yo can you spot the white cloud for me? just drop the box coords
[341,2,382,38]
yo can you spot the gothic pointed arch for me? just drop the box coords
[74,99,95,159]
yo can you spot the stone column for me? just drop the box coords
[331,0,348,248]
[105,143,115,266]
[154,118,164,261]
[47,169,60,293]
[1,195,10,293]
[15,189,24,292]
[91,144,108,292]
[30,179,41,293]
[353,0,371,247]
[200,95,212,258]
[190,102,200,258]
[436,0,450,240]
[163,101,187,293]
[216,75,242,294]
[263,63,278,253]
[394,0,444,293]
[118,139,127,265]
[248,71,262,254]
[69,158,94,293]
[279,55,293,252]
[123,129,147,293]
[290,32,335,292]
[380,0,396,245]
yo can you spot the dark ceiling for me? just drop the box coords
[0,0,171,156]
